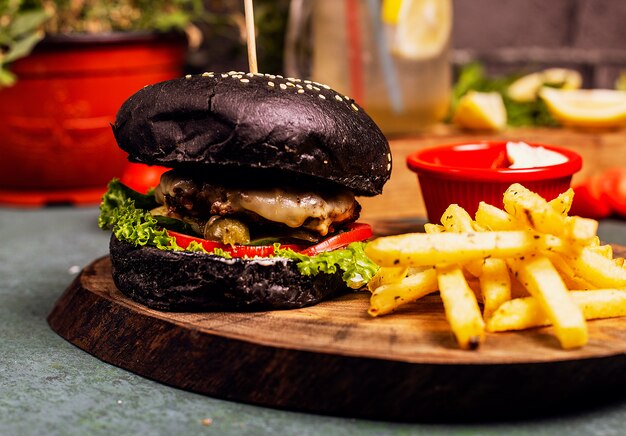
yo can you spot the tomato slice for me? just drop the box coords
[299,223,373,256]
[570,175,612,219]
[601,167,626,217]
[167,222,373,258]
[120,163,169,194]
[168,230,305,257]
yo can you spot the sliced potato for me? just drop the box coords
[488,289,626,331]
[507,255,587,349]
[436,264,485,349]
[368,267,438,317]
[479,258,511,320]
[365,231,565,268]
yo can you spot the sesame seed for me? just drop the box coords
[246,72,254,77]
[304,80,312,84]
[269,75,276,79]
[334,95,343,102]
[321,84,331,89]
[323,160,328,164]
[185,74,192,79]
[221,74,228,78]
[268,81,275,87]
[318,94,326,99]
[297,89,305,94]
[240,78,250,83]
[351,103,359,111]
[387,163,391,171]
[280,84,287,90]
[306,84,313,90]
[287,82,295,87]
[387,153,391,161]
[276,75,284,78]
[202,72,210,77]
[287,77,296,82]
[313,86,320,91]
[296,84,303,89]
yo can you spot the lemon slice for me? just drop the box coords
[508,68,582,102]
[453,91,507,131]
[391,0,452,61]
[539,87,626,128]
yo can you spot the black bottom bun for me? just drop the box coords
[109,235,348,311]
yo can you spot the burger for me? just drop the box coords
[99,71,391,311]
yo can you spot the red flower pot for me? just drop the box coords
[0,32,186,206]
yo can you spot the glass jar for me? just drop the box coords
[284,0,452,136]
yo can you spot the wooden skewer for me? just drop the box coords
[244,0,258,73]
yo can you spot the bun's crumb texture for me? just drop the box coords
[113,72,392,196]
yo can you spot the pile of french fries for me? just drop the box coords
[365,183,626,350]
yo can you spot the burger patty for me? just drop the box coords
[154,170,361,236]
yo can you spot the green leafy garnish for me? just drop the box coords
[98,179,180,250]
[450,62,558,127]
[275,242,379,289]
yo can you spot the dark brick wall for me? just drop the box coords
[452,0,626,87]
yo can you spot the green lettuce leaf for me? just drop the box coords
[98,179,180,251]
[275,242,379,289]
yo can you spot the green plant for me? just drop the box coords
[0,0,207,86]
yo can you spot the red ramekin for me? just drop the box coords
[406,141,583,223]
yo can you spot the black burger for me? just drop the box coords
[99,71,391,311]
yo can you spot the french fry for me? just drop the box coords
[368,268,438,317]
[474,201,519,231]
[507,255,588,348]
[367,266,408,292]
[441,204,483,276]
[548,188,574,216]
[440,204,475,233]
[364,231,566,268]
[487,289,626,332]
[562,247,626,289]
[436,264,485,349]
[544,251,595,290]
[503,183,596,243]
[479,258,511,319]
[423,223,444,234]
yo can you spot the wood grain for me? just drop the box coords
[360,126,626,221]
[48,245,626,422]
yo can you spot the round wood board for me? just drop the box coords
[48,246,626,422]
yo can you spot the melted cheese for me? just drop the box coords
[155,171,359,236]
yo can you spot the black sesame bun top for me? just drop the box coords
[113,71,392,196]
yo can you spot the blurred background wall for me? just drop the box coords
[193,0,626,87]
[452,0,626,88]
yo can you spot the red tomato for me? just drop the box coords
[167,222,373,258]
[601,167,626,217]
[167,230,305,257]
[570,175,612,219]
[299,223,373,256]
[120,163,169,194]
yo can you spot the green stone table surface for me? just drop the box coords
[2,206,626,436]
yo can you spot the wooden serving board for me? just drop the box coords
[48,245,626,422]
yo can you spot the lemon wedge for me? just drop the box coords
[539,87,626,128]
[453,91,507,131]
[390,0,452,61]
[508,68,582,102]
[382,0,402,25]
